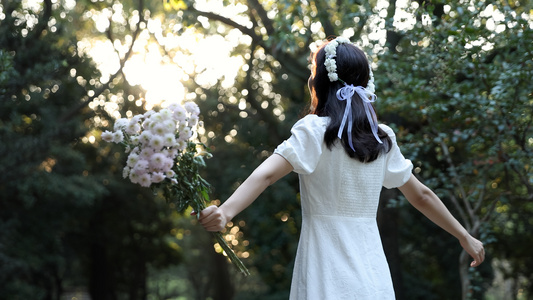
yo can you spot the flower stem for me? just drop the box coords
[213,232,250,276]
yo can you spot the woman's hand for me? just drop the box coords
[195,205,229,232]
[460,234,485,267]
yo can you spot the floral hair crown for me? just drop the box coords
[324,37,375,92]
[323,37,382,150]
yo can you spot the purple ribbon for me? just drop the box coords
[336,84,383,151]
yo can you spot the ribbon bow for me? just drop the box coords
[336,84,383,151]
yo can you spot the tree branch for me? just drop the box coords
[472,175,487,214]
[189,6,258,39]
[448,193,472,231]
[189,6,309,82]
[481,195,500,224]
[439,139,475,219]
[247,0,274,36]
[32,0,52,40]
[508,163,533,199]
[385,0,405,54]
[312,0,336,37]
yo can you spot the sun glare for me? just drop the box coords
[76,0,252,115]
[123,53,186,110]
[82,19,246,112]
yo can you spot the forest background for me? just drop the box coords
[0,0,532,299]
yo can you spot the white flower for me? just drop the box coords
[163,133,176,148]
[131,115,143,124]
[151,123,167,136]
[125,122,141,135]
[150,112,164,123]
[172,105,187,122]
[178,122,187,132]
[112,131,124,143]
[166,102,183,113]
[139,147,154,160]
[148,120,157,131]
[162,157,174,172]
[325,42,338,57]
[114,118,129,131]
[367,80,375,94]
[150,153,166,170]
[324,38,349,83]
[139,131,152,145]
[142,119,152,130]
[188,115,199,127]
[179,127,192,141]
[328,73,339,82]
[138,173,152,187]
[101,130,114,142]
[324,58,337,73]
[162,119,177,133]
[151,172,165,183]
[159,109,172,120]
[134,160,149,173]
[149,135,164,149]
[176,140,187,150]
[127,153,140,167]
[168,148,179,158]
[166,170,176,178]
[336,36,351,44]
[184,102,200,116]
[367,67,376,93]
[143,110,155,118]
[129,172,140,184]
[122,166,130,179]
[130,136,140,145]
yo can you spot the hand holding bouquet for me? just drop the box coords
[102,102,250,276]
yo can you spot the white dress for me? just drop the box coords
[274,115,413,300]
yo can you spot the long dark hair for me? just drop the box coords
[308,40,391,163]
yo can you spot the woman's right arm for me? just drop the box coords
[398,174,485,267]
[197,153,293,232]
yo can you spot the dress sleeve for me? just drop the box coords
[274,115,326,175]
[380,124,413,189]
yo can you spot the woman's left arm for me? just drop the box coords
[398,174,485,267]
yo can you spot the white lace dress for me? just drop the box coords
[274,115,413,300]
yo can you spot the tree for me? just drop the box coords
[164,0,531,298]
[378,2,532,299]
[3,0,531,298]
[0,1,182,299]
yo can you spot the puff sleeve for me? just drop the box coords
[380,124,413,189]
[274,115,327,175]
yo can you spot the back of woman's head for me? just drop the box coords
[308,39,391,162]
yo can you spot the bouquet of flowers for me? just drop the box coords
[102,101,250,276]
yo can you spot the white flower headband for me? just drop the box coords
[324,37,382,150]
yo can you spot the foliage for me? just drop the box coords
[377,1,533,299]
[2,0,532,299]
[0,1,182,299]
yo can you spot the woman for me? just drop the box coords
[198,37,485,299]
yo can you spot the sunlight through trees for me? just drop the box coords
[1,0,532,299]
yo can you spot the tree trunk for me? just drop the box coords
[459,249,471,300]
[211,251,235,300]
